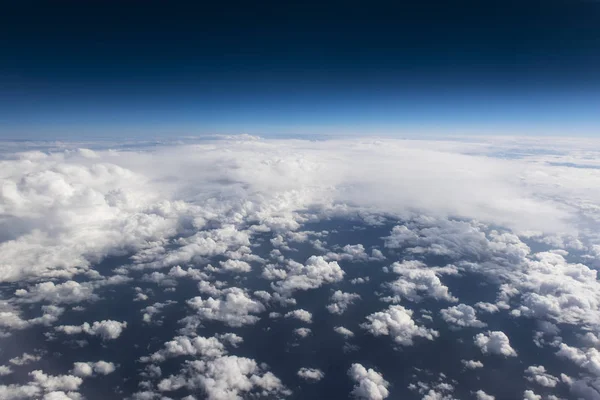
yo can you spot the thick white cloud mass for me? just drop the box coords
[361,305,439,346]
[382,260,458,303]
[5,136,600,399]
[348,363,390,400]
[157,355,289,400]
[474,331,517,357]
[475,390,495,400]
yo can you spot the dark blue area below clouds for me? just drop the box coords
[0,217,582,399]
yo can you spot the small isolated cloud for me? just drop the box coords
[285,309,313,324]
[474,331,517,357]
[334,326,355,338]
[71,361,116,377]
[269,256,344,296]
[461,360,484,369]
[294,328,312,338]
[361,305,438,346]
[440,304,486,328]
[348,363,390,400]
[297,367,324,382]
[55,320,127,340]
[326,290,361,315]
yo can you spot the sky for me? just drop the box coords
[1,0,600,138]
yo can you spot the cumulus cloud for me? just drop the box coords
[524,365,559,388]
[141,335,226,363]
[334,326,355,338]
[382,260,457,303]
[268,256,344,296]
[55,320,127,340]
[475,390,495,400]
[326,290,361,314]
[297,368,324,382]
[461,360,484,369]
[186,287,265,327]
[157,355,289,399]
[361,305,439,346]
[474,331,517,357]
[285,309,313,324]
[71,361,116,377]
[440,304,486,328]
[348,363,390,400]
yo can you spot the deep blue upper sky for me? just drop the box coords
[1,0,599,138]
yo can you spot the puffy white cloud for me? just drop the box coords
[556,343,600,377]
[285,309,313,324]
[71,361,116,377]
[334,326,355,338]
[14,281,97,304]
[524,365,559,388]
[297,368,324,382]
[0,365,13,376]
[440,304,486,328]
[186,287,265,327]
[461,360,484,369]
[269,256,344,296]
[157,355,289,399]
[523,390,542,400]
[216,259,252,273]
[361,305,439,346]
[474,331,517,357]
[141,335,226,363]
[294,328,312,338]
[348,363,389,400]
[29,370,83,392]
[9,352,42,366]
[326,290,361,315]
[382,260,457,303]
[475,390,495,400]
[55,320,127,340]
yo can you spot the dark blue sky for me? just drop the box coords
[1,0,599,138]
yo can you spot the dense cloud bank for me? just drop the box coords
[1,136,600,399]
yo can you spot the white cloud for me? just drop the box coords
[157,355,289,399]
[326,290,361,315]
[141,335,226,363]
[440,304,486,328]
[475,390,495,400]
[71,361,116,377]
[524,365,559,388]
[334,326,355,338]
[9,352,42,366]
[294,328,312,338]
[285,309,313,324]
[348,363,389,400]
[297,368,324,382]
[474,331,517,357]
[55,320,127,340]
[523,390,542,400]
[461,360,484,369]
[270,256,344,296]
[0,365,13,376]
[186,287,265,327]
[361,305,438,346]
[382,260,457,303]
